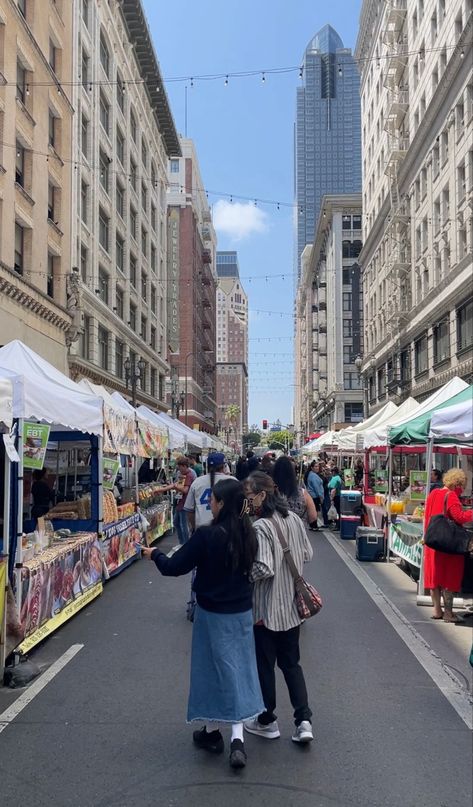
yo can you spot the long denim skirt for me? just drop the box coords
[187,605,264,723]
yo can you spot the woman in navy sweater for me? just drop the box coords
[142,478,263,769]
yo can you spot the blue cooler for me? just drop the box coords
[356,527,385,561]
[340,515,361,539]
[340,490,362,515]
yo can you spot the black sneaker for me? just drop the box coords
[193,727,224,754]
[229,738,247,769]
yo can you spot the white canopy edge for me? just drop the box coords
[430,397,473,441]
[0,375,14,428]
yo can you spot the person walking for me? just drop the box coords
[328,466,343,525]
[243,471,314,744]
[141,479,264,768]
[272,455,318,529]
[171,457,196,545]
[306,461,324,530]
[424,468,473,623]
[185,452,235,531]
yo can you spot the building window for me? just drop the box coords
[80,243,88,281]
[99,31,110,77]
[141,272,147,301]
[344,403,363,423]
[98,208,109,252]
[81,181,88,225]
[116,127,125,165]
[116,182,124,219]
[98,326,109,370]
[141,227,147,256]
[141,316,147,341]
[151,244,157,273]
[49,39,57,74]
[352,214,362,230]
[457,301,473,352]
[150,368,157,398]
[47,253,55,299]
[48,110,58,149]
[81,315,90,359]
[48,182,56,221]
[170,159,179,173]
[115,339,124,379]
[433,319,450,365]
[116,71,125,113]
[151,203,157,232]
[14,222,24,273]
[130,108,137,142]
[150,325,157,349]
[141,181,147,214]
[141,138,148,167]
[130,254,137,287]
[129,303,136,331]
[414,334,428,375]
[16,61,26,103]
[342,292,352,312]
[18,0,26,18]
[344,372,361,390]
[343,345,352,364]
[116,234,124,273]
[130,206,137,240]
[400,348,410,384]
[82,0,89,28]
[99,150,109,193]
[98,267,109,304]
[151,162,157,189]
[81,49,89,89]
[342,215,352,230]
[115,287,124,319]
[151,286,156,313]
[81,115,88,158]
[130,158,137,192]
[99,92,109,135]
[377,367,385,397]
[15,141,25,186]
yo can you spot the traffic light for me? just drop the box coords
[262,419,268,430]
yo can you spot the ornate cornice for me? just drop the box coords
[0,262,71,331]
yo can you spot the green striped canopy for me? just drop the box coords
[389,385,473,445]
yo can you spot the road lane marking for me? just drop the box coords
[324,533,473,730]
[0,644,83,735]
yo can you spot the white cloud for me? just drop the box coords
[213,199,269,241]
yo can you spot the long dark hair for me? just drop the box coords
[272,456,298,499]
[245,471,289,519]
[303,460,316,486]
[212,478,258,573]
[209,462,224,491]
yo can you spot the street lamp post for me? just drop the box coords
[124,356,146,407]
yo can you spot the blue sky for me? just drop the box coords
[143,0,361,430]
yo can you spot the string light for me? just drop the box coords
[261,72,266,84]
[338,64,343,76]
[224,75,229,86]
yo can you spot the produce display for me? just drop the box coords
[117,502,135,519]
[103,490,119,524]
[138,482,167,508]
[46,496,91,520]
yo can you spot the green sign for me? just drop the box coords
[23,422,50,470]
[409,470,428,501]
[389,522,423,568]
[374,469,388,493]
[343,468,354,488]
[103,458,120,491]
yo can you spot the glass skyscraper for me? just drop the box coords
[295,24,362,277]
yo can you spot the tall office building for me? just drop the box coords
[216,252,248,450]
[295,24,362,277]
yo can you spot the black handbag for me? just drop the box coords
[424,493,471,555]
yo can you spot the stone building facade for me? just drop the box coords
[295,195,364,437]
[167,138,217,433]
[356,0,472,411]
[216,251,249,449]
[0,0,74,369]
[68,0,180,408]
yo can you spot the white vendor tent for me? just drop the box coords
[138,406,185,451]
[0,341,103,434]
[363,377,469,449]
[429,395,473,442]
[0,375,14,428]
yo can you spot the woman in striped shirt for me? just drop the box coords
[243,471,314,744]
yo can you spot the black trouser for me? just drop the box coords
[253,624,312,726]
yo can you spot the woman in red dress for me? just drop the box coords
[423,468,473,622]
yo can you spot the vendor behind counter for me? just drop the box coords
[31,468,55,520]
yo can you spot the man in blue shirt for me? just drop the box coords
[306,464,324,530]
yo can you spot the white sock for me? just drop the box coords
[231,722,244,742]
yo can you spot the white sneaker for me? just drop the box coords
[291,720,314,743]
[244,717,280,739]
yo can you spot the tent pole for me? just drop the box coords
[386,445,393,563]
[15,419,24,619]
[1,448,11,671]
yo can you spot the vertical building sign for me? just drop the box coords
[167,209,180,353]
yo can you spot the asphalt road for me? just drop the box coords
[0,529,472,807]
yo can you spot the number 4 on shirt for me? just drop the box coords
[199,488,212,510]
